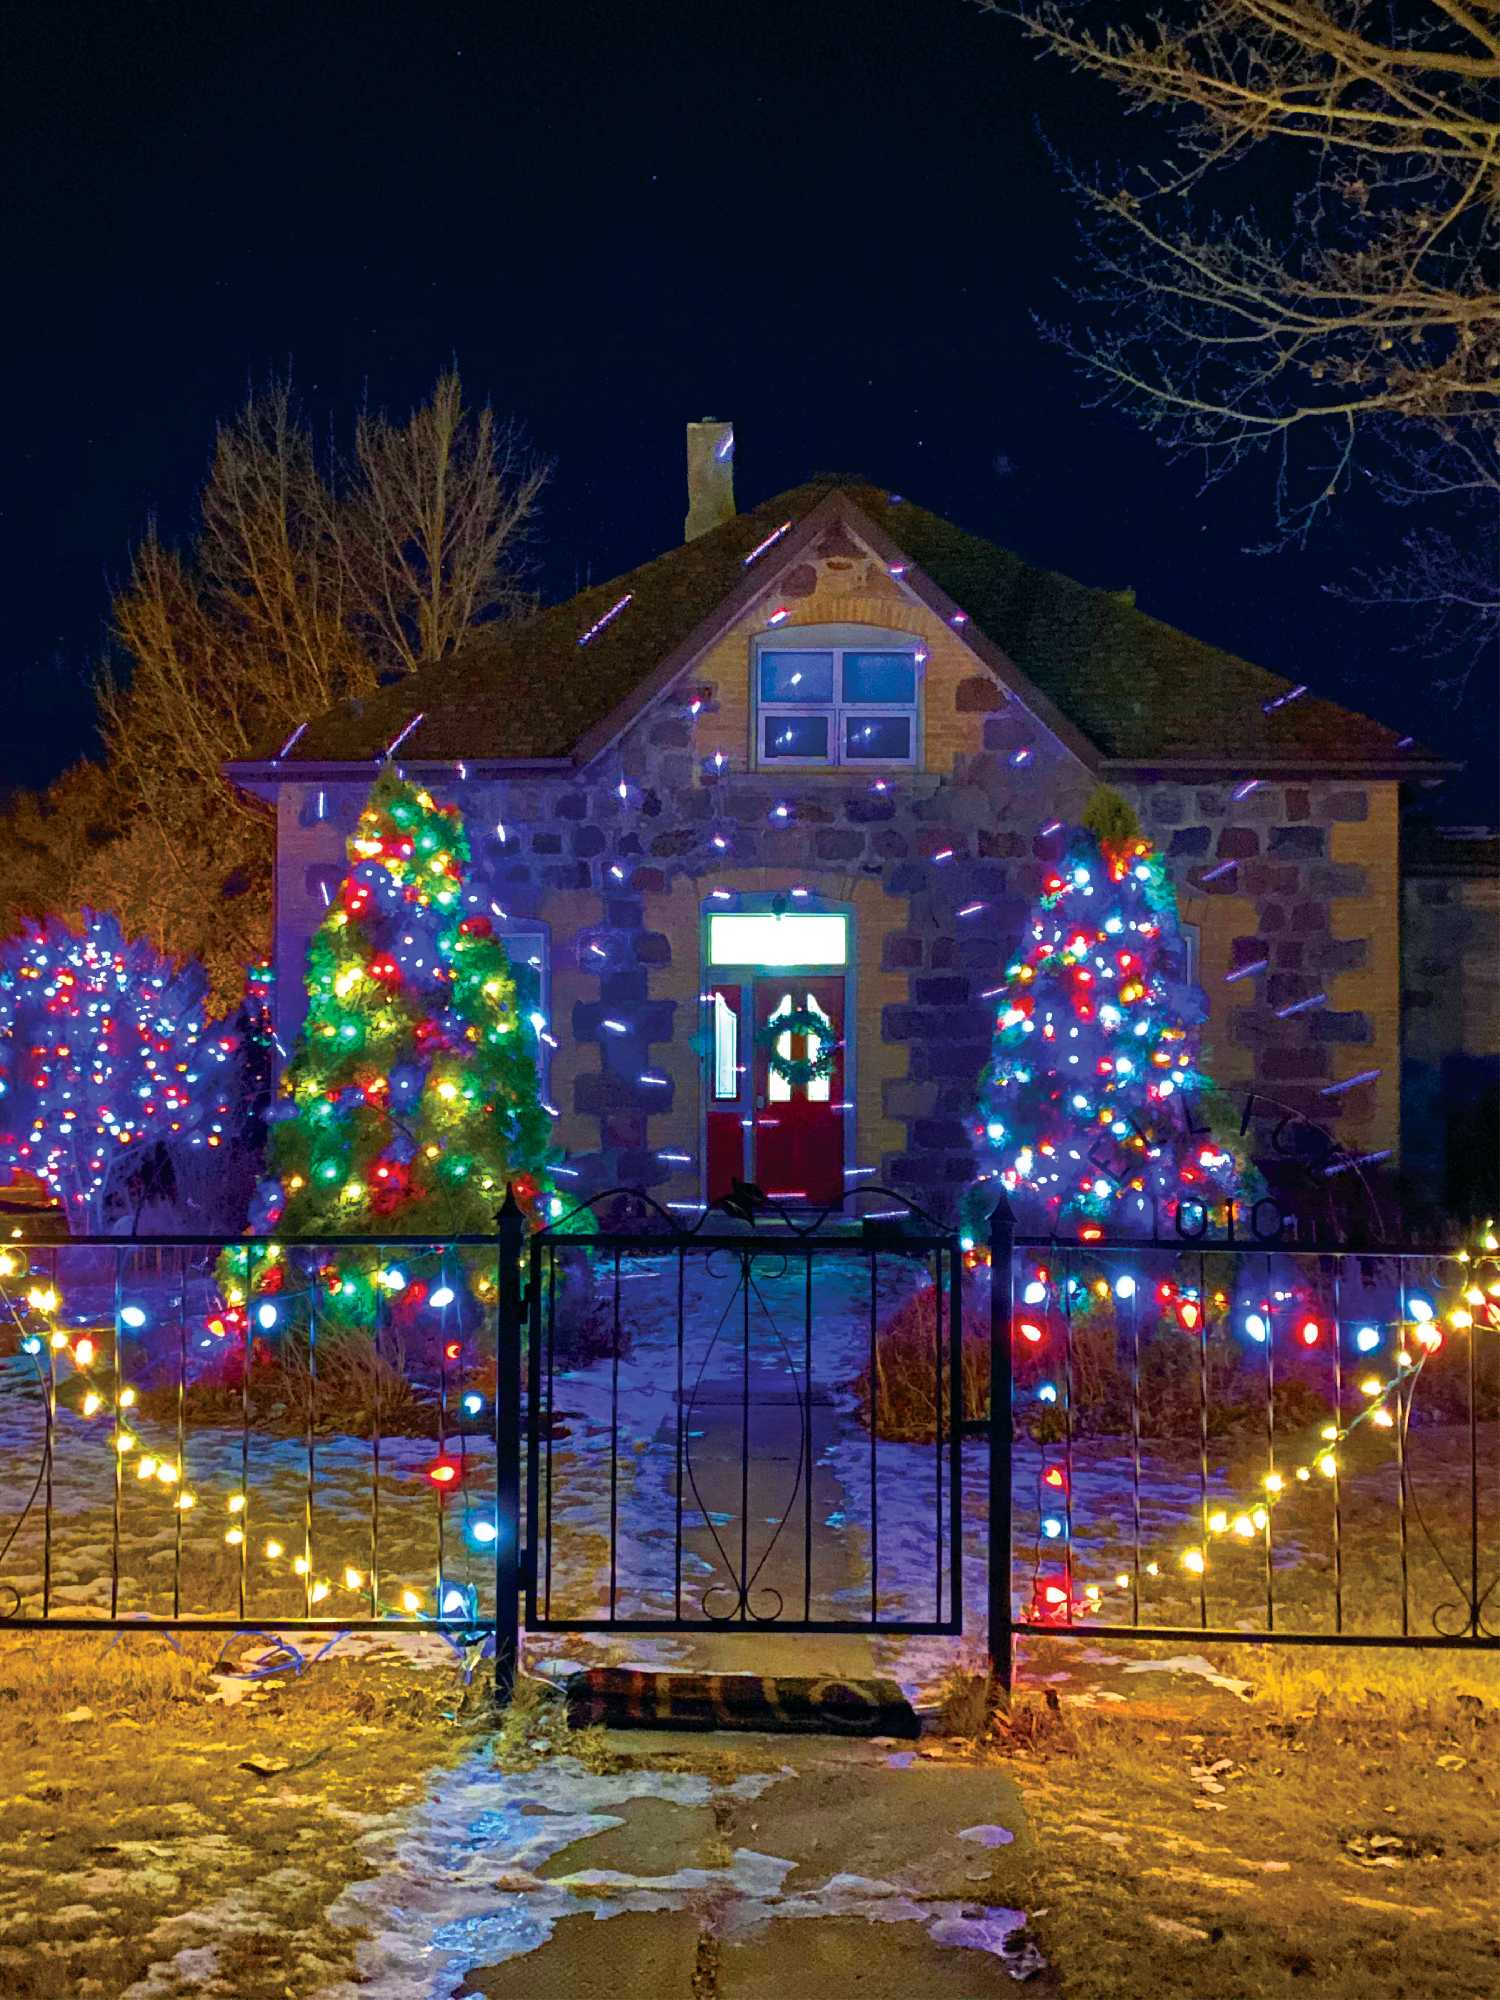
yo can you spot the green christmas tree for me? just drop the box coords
[226,770,554,1336]
[969,799,1251,1238]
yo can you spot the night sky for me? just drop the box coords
[4,0,1494,816]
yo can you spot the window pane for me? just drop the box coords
[708,912,848,967]
[712,990,739,1100]
[760,650,834,702]
[841,651,917,703]
[843,713,913,760]
[762,712,829,760]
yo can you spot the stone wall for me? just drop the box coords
[1127,778,1401,1165]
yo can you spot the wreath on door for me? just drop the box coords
[757,1005,840,1087]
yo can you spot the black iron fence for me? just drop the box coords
[0,1218,521,1690]
[985,1199,1499,1690]
[0,1189,1492,1711]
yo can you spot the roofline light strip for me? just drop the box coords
[384,713,425,758]
[577,592,634,646]
[742,520,793,565]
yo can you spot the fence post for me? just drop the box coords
[987,1194,1015,1701]
[493,1186,524,1704]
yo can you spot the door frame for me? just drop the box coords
[699,894,856,1209]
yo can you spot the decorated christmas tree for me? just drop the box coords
[0,911,240,1231]
[971,795,1250,1236]
[231,770,554,1331]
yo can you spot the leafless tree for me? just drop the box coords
[996,0,1499,656]
[71,371,545,995]
[340,371,548,673]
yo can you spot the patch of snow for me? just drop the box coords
[1120,1654,1253,1700]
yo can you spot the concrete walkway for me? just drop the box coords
[324,1729,1046,1997]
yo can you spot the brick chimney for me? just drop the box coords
[685,418,735,541]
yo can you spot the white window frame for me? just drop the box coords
[753,625,923,771]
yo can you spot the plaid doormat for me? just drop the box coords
[565,1667,920,1737]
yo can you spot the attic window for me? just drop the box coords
[754,627,921,768]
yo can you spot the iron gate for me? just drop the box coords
[522,1190,965,1641]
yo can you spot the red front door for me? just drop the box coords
[750,975,845,1207]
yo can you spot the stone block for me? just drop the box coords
[871,829,910,859]
[1285,788,1310,822]
[887,862,929,895]
[600,969,649,1006]
[570,825,606,858]
[1148,789,1188,826]
[635,932,672,967]
[649,717,691,748]
[1241,862,1299,897]
[847,794,896,822]
[955,675,1003,712]
[1306,935,1368,974]
[574,1069,654,1114]
[531,831,563,855]
[630,867,667,894]
[552,792,588,820]
[649,829,696,858]
[1305,863,1367,899]
[1231,936,1269,968]
[602,1110,647,1152]
[1169,824,1211,857]
[882,1004,921,1042]
[1259,1046,1331,1081]
[604,898,644,931]
[1269,824,1325,858]
[913,1117,974,1150]
[954,933,1007,971]
[978,829,1026,859]
[1324,790,1369,822]
[1289,902,1331,933]
[542,863,592,891]
[883,1080,937,1120]
[1310,1010,1371,1044]
[914,975,971,1006]
[814,829,865,861]
[882,933,924,970]
[1216,826,1259,858]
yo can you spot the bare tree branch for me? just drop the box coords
[340,371,548,674]
[997,0,1499,653]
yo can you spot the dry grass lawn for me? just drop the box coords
[0,1630,479,1998]
[992,1648,1500,2000]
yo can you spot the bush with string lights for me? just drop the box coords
[0,910,242,1233]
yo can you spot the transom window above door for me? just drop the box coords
[754,626,922,768]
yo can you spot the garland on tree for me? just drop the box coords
[969,802,1253,1237]
[222,770,556,1339]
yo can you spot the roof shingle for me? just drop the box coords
[261,480,1433,772]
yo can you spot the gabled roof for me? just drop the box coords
[236,479,1442,778]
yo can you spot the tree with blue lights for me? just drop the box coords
[972,801,1249,1235]
[0,911,239,1232]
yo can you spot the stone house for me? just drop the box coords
[228,423,1449,1222]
